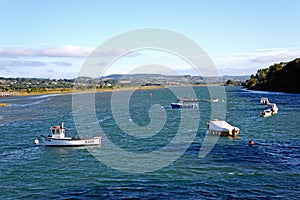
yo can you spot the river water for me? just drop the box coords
[0,86,299,199]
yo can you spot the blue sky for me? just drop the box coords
[0,0,299,78]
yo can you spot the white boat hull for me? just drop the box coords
[261,110,272,117]
[41,135,101,147]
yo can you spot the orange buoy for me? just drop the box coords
[248,140,254,146]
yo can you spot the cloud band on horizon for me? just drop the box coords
[0,44,299,78]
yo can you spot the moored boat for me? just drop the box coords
[261,109,272,117]
[38,122,101,147]
[177,98,198,102]
[206,119,240,137]
[260,97,270,105]
[171,102,196,109]
[171,98,198,109]
[260,103,278,117]
[266,103,278,114]
[202,98,219,103]
[259,97,279,117]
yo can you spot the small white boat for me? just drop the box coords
[261,109,272,117]
[261,103,278,117]
[206,119,240,137]
[267,103,278,114]
[177,98,198,103]
[203,98,219,103]
[39,122,101,147]
[260,97,270,105]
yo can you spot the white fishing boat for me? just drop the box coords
[37,122,101,147]
[206,119,240,137]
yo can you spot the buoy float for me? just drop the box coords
[34,139,39,145]
[248,140,254,146]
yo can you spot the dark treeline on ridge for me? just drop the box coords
[243,58,300,93]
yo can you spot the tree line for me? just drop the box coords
[243,58,300,93]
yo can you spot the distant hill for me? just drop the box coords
[104,73,190,80]
[103,74,248,82]
[243,58,300,93]
[222,75,249,81]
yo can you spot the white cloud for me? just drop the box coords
[0,45,141,78]
[0,45,141,58]
[1,45,299,78]
[249,48,300,64]
[40,45,94,57]
[0,45,94,58]
[211,47,300,75]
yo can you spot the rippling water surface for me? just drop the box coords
[0,87,299,199]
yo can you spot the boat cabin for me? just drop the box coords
[50,123,66,139]
[265,103,278,112]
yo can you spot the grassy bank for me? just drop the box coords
[3,85,166,97]
[1,84,225,98]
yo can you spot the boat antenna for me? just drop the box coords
[61,117,64,129]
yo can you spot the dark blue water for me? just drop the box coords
[0,87,299,199]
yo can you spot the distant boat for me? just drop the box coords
[171,102,197,109]
[259,96,279,117]
[202,98,219,103]
[177,98,199,102]
[171,98,198,109]
[206,119,240,137]
[261,103,278,117]
[0,103,8,107]
[266,103,278,114]
[38,122,101,147]
[261,109,272,117]
[260,97,270,105]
